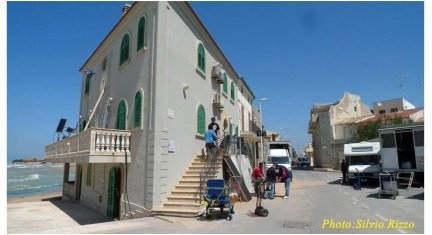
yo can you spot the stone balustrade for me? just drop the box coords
[45,128,131,162]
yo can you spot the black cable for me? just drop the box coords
[124,150,133,218]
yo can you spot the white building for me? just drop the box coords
[237,77,259,163]
[373,98,415,114]
[45,2,254,219]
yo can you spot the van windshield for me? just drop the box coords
[349,155,380,165]
[270,156,290,164]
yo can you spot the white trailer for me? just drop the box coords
[378,124,424,173]
[344,141,381,183]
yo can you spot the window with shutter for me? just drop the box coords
[85,74,91,96]
[197,43,206,72]
[137,17,145,51]
[223,73,228,94]
[134,92,142,128]
[120,34,130,66]
[117,100,126,130]
[231,82,235,100]
[197,105,205,135]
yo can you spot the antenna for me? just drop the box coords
[418,76,424,107]
[397,74,408,99]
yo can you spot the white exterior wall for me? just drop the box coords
[78,2,157,214]
[152,2,239,205]
[75,1,243,215]
[237,87,253,132]
[373,98,416,114]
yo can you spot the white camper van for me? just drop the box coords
[344,141,381,184]
[266,141,292,170]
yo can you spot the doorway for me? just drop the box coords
[107,167,121,218]
[395,131,416,169]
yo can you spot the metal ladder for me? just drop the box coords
[397,172,414,189]
[99,98,113,129]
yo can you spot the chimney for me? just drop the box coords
[122,4,131,16]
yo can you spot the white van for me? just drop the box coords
[344,141,381,184]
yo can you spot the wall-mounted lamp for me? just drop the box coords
[183,84,190,90]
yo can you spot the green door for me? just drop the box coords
[107,167,120,218]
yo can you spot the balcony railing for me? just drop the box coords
[45,128,131,163]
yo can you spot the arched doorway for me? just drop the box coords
[107,167,121,218]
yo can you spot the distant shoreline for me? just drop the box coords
[7,191,62,204]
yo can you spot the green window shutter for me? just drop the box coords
[134,92,142,128]
[107,167,116,217]
[85,75,91,96]
[197,105,205,135]
[82,120,87,131]
[229,123,233,136]
[137,17,145,51]
[79,121,83,132]
[120,34,130,66]
[117,100,126,130]
[223,73,228,94]
[198,43,205,72]
[86,164,92,186]
[231,82,235,100]
[235,126,238,137]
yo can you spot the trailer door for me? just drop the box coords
[395,130,416,169]
[380,131,399,171]
[413,129,424,170]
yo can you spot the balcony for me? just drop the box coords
[212,93,224,109]
[240,121,260,142]
[45,128,132,164]
[211,64,224,84]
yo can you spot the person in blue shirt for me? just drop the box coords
[205,124,218,157]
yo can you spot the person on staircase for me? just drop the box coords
[205,124,218,158]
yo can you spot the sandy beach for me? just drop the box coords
[7,191,62,204]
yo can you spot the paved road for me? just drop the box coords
[104,169,424,234]
[9,169,424,234]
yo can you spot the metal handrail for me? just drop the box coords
[198,135,231,201]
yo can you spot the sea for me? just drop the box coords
[7,162,74,199]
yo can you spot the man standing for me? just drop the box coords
[341,159,348,184]
[265,164,277,199]
[251,162,265,195]
[205,124,218,157]
[208,117,220,137]
[278,164,293,199]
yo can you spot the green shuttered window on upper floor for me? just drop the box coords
[137,17,146,51]
[134,91,142,128]
[197,43,206,73]
[197,105,206,135]
[85,74,91,96]
[223,73,228,94]
[120,34,130,66]
[117,100,126,130]
[230,82,235,100]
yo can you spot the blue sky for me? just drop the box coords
[6,1,424,161]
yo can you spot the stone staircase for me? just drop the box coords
[151,155,223,217]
